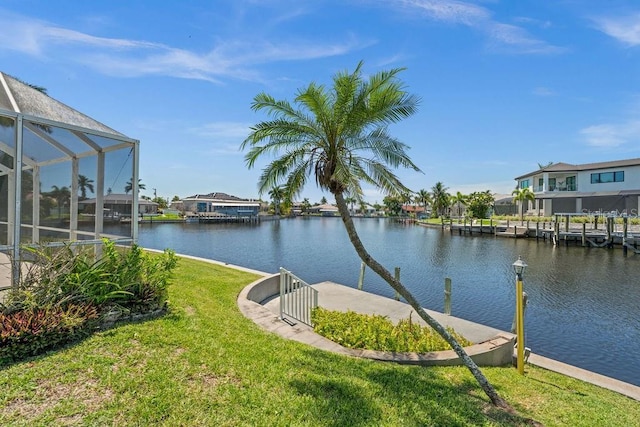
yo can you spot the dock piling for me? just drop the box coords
[444,278,452,315]
[394,267,401,301]
[358,261,365,290]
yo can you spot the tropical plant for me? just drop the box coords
[345,196,357,215]
[359,201,369,215]
[415,189,431,211]
[431,181,450,218]
[301,198,311,214]
[383,195,403,216]
[268,186,284,216]
[77,174,94,200]
[241,61,508,408]
[512,187,536,224]
[124,178,146,195]
[320,196,328,205]
[466,191,495,219]
[47,185,71,218]
[537,161,555,169]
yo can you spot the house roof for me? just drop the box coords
[79,194,158,205]
[184,192,251,202]
[402,205,427,213]
[515,158,640,180]
[312,203,338,212]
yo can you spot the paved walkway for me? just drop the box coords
[260,280,640,401]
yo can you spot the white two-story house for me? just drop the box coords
[514,158,640,216]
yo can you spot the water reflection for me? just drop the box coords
[135,217,640,386]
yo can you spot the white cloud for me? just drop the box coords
[533,86,556,97]
[580,120,640,147]
[592,13,640,46]
[395,0,563,54]
[190,122,251,139]
[0,10,367,83]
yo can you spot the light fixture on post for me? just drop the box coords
[512,256,527,375]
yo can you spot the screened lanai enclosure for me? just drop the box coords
[0,72,140,288]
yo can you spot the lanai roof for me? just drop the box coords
[0,72,124,137]
[0,72,136,170]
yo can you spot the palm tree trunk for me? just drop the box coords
[333,191,511,409]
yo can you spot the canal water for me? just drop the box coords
[135,217,640,386]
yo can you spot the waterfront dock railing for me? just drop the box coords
[279,268,318,326]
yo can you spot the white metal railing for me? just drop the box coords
[279,267,318,326]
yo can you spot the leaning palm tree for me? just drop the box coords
[241,61,509,409]
[512,187,536,224]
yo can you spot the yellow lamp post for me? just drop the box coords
[512,256,527,375]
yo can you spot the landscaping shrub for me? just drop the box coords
[311,308,471,353]
[2,240,177,315]
[0,240,178,364]
[0,304,98,364]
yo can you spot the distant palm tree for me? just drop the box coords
[48,185,70,218]
[77,174,94,200]
[345,196,357,215]
[415,189,431,214]
[268,186,284,216]
[431,181,450,218]
[512,187,536,224]
[241,61,508,408]
[124,178,146,194]
[301,198,311,214]
[537,161,555,169]
[359,201,369,216]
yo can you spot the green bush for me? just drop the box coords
[2,240,178,315]
[0,304,98,364]
[311,308,471,353]
[0,241,178,364]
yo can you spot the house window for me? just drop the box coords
[566,176,576,191]
[591,171,624,184]
[549,178,556,191]
[519,179,530,189]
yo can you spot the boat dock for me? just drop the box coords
[431,215,640,254]
[185,212,260,223]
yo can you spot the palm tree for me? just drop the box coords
[77,174,94,200]
[451,191,467,219]
[431,181,450,218]
[512,187,536,224]
[124,178,145,195]
[345,196,357,215]
[241,61,509,408]
[268,186,284,216]
[359,201,369,216]
[415,189,432,216]
[301,198,311,214]
[48,185,70,218]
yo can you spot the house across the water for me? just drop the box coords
[515,158,640,216]
[176,192,260,217]
[79,194,158,219]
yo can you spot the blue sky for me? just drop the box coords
[1,0,639,203]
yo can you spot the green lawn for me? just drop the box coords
[1,257,638,426]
